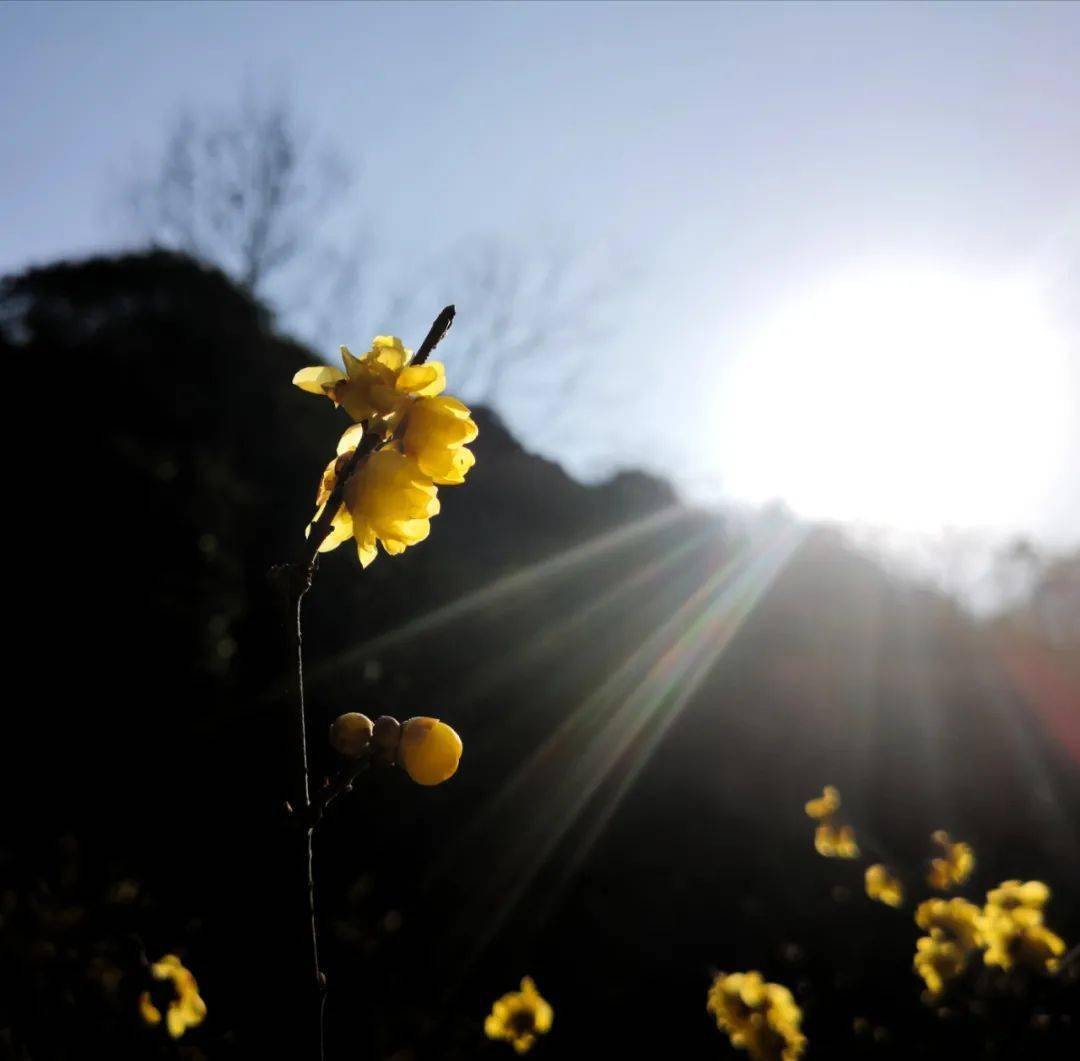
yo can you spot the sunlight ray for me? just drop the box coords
[447,526,718,707]
[306,505,688,683]
[434,520,808,963]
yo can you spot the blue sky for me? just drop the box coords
[3,1,1078,546]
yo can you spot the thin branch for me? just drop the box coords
[293,756,373,830]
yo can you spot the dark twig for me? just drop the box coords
[294,756,374,830]
[300,429,380,570]
[412,303,455,367]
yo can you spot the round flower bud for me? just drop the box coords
[399,717,462,786]
[329,713,373,757]
[372,715,402,762]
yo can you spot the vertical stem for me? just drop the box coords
[294,585,325,1061]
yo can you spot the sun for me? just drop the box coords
[715,268,1072,535]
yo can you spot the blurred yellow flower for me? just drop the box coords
[138,954,206,1039]
[912,898,983,999]
[865,864,904,908]
[398,716,463,786]
[926,830,975,891]
[913,936,970,1001]
[805,785,858,857]
[707,971,806,1061]
[293,336,446,428]
[814,822,859,859]
[985,878,1049,916]
[982,880,1066,973]
[804,785,840,820]
[403,395,478,485]
[484,976,553,1054]
[915,898,983,951]
[311,444,440,567]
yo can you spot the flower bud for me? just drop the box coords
[329,713,373,757]
[399,717,462,786]
[372,715,402,762]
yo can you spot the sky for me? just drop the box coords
[2,0,1078,549]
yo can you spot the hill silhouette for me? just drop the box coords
[1,252,1076,1058]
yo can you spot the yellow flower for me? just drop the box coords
[403,395,478,485]
[707,971,806,1061]
[398,716,463,786]
[804,785,840,820]
[138,954,206,1039]
[985,878,1050,916]
[293,336,446,428]
[805,785,858,857]
[914,936,970,1001]
[926,830,975,891]
[311,443,440,567]
[912,898,984,999]
[915,898,984,951]
[865,864,904,907]
[814,822,859,859]
[982,880,1066,973]
[484,976,553,1054]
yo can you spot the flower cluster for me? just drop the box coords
[138,954,206,1039]
[484,977,553,1054]
[804,785,859,859]
[926,830,975,891]
[706,971,806,1061]
[982,880,1066,974]
[294,336,477,567]
[912,881,1067,998]
[913,898,984,999]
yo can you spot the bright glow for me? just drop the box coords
[717,269,1072,533]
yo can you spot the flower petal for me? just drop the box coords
[293,365,346,395]
[396,361,446,397]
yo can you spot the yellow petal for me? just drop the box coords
[340,345,363,377]
[336,423,366,456]
[369,336,410,372]
[356,534,378,568]
[396,361,446,397]
[293,365,346,395]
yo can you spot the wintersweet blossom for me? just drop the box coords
[806,785,859,858]
[403,395,478,484]
[804,785,840,820]
[912,898,983,999]
[293,336,446,429]
[814,822,859,859]
[865,864,904,908]
[484,977,553,1054]
[138,954,206,1039]
[707,971,806,1061]
[982,879,1066,973]
[311,443,440,567]
[926,830,975,891]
